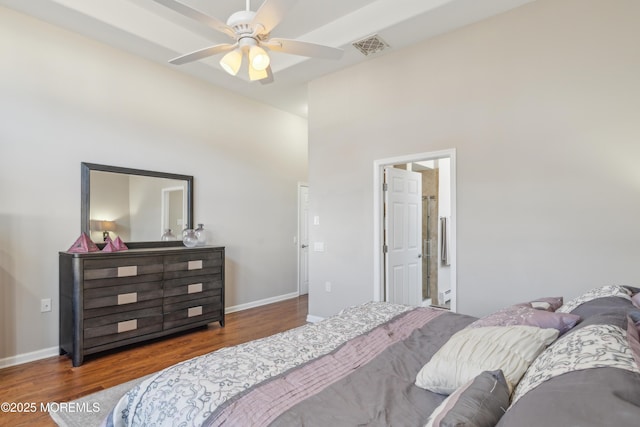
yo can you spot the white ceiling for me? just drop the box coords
[1,0,534,117]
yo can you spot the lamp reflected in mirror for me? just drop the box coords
[91,219,117,241]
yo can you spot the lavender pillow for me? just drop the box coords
[628,312,640,369]
[632,293,640,309]
[469,304,581,335]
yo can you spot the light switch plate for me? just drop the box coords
[314,242,325,252]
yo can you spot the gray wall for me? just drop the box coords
[0,7,307,364]
[307,0,640,318]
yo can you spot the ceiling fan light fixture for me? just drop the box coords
[249,45,270,71]
[220,49,243,76]
[248,64,268,81]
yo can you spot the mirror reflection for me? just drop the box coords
[81,163,193,244]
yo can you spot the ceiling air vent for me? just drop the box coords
[352,34,390,56]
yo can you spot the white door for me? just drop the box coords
[298,184,309,295]
[384,167,422,306]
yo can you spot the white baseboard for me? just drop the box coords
[225,291,300,314]
[0,292,302,369]
[306,314,325,323]
[0,346,59,369]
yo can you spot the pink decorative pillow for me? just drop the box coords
[469,304,580,335]
[518,296,563,312]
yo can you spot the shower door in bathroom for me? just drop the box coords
[422,195,438,302]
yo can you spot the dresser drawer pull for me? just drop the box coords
[117,266,138,277]
[117,292,138,305]
[187,283,203,294]
[188,306,203,318]
[187,260,203,270]
[117,319,137,333]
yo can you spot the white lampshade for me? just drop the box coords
[248,64,268,81]
[249,45,270,71]
[220,49,242,76]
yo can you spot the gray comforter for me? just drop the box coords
[105,296,640,427]
[104,302,474,427]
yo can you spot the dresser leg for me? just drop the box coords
[72,353,83,367]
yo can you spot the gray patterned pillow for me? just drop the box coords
[511,315,640,405]
[425,370,509,427]
[556,285,632,313]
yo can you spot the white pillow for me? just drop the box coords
[415,326,558,395]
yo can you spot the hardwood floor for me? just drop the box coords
[0,295,308,427]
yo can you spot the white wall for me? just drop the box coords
[307,0,640,318]
[0,7,307,364]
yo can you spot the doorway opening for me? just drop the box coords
[373,149,457,311]
[161,186,186,238]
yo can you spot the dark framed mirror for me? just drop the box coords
[81,162,193,248]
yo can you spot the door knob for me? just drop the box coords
[301,244,308,248]
[418,254,422,258]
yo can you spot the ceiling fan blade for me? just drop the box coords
[252,0,299,35]
[264,38,343,60]
[152,0,236,39]
[169,43,237,65]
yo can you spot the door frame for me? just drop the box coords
[297,182,309,295]
[373,148,457,311]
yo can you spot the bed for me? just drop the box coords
[102,285,640,427]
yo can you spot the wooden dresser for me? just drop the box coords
[59,246,224,366]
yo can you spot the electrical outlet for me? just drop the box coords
[41,298,52,313]
[325,282,332,292]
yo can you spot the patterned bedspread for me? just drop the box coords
[103,302,429,427]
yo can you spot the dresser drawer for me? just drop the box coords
[84,298,163,320]
[84,281,163,310]
[163,301,222,330]
[164,288,221,306]
[83,272,164,290]
[164,251,223,279]
[83,257,163,281]
[84,307,163,349]
[164,275,222,299]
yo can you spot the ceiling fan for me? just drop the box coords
[153,0,344,83]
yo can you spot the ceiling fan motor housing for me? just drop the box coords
[226,10,257,35]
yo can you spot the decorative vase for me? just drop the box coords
[161,229,177,241]
[195,223,206,246]
[183,229,198,247]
